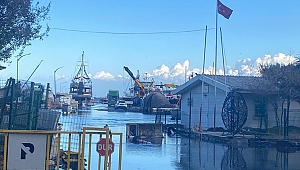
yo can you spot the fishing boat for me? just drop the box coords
[69,51,92,107]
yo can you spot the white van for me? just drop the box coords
[114,100,127,110]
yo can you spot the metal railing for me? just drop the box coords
[0,127,122,170]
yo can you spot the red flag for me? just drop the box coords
[217,0,233,19]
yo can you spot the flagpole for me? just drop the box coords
[220,27,227,94]
[213,0,219,132]
[213,0,232,132]
[200,26,208,130]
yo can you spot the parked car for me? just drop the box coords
[115,100,127,110]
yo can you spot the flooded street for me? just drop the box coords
[59,104,300,170]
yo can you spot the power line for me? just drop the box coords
[49,27,216,35]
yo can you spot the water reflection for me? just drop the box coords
[178,136,300,170]
[179,138,225,170]
[221,147,247,170]
[57,105,300,170]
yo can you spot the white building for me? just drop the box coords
[173,74,300,132]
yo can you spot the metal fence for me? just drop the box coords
[0,127,122,170]
[0,77,59,131]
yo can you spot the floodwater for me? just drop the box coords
[59,104,300,170]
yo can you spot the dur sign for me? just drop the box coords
[96,138,114,156]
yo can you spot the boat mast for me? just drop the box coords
[81,51,84,82]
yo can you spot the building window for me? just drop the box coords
[254,98,266,117]
[203,84,209,94]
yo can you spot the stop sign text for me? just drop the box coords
[96,139,114,156]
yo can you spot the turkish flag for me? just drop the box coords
[217,0,233,19]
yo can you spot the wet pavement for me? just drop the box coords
[59,104,300,170]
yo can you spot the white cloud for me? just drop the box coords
[93,71,114,80]
[226,67,239,76]
[93,53,298,84]
[152,60,194,80]
[232,53,297,76]
[157,53,297,80]
[153,64,170,79]
[52,74,72,83]
[171,60,188,77]
[271,53,295,65]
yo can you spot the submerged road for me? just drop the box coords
[59,104,300,170]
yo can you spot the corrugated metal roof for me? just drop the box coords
[204,75,275,92]
[173,74,277,94]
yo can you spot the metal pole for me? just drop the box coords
[45,83,50,109]
[28,82,35,130]
[176,109,179,131]
[16,53,30,82]
[21,60,43,89]
[284,108,287,139]
[53,66,63,99]
[17,59,18,81]
[165,112,167,125]
[189,92,192,135]
[8,78,15,130]
[214,0,219,133]
[199,106,202,130]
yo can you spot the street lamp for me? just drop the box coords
[54,66,63,98]
[16,53,31,82]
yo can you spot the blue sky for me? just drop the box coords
[1,0,299,97]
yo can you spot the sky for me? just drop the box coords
[1,0,300,97]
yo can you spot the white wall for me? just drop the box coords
[180,80,300,131]
[180,83,226,130]
[243,94,300,129]
[242,93,262,128]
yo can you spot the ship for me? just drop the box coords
[69,51,92,107]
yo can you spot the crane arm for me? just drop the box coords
[124,66,136,80]
[164,84,179,88]
[148,78,155,92]
[124,66,144,91]
[135,80,144,91]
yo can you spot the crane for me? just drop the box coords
[164,84,179,89]
[124,66,145,97]
[148,78,155,92]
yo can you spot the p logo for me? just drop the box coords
[21,143,34,159]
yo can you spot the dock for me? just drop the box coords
[174,128,300,152]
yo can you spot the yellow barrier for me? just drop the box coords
[0,127,122,170]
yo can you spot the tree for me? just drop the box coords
[0,0,50,62]
[260,62,300,137]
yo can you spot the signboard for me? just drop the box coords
[7,133,47,170]
[96,138,114,156]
